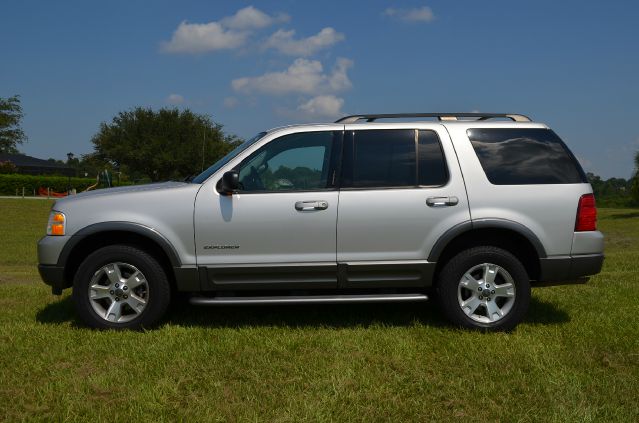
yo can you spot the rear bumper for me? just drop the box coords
[38,264,68,295]
[538,253,604,286]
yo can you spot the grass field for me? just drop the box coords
[0,198,638,421]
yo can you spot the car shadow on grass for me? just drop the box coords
[36,295,570,329]
[605,211,639,220]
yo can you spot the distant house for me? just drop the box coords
[0,153,75,176]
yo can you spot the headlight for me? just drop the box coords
[46,211,66,236]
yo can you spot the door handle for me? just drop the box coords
[295,200,329,211]
[426,196,459,207]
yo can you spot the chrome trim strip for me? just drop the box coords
[190,293,429,306]
[343,260,430,266]
[204,262,336,269]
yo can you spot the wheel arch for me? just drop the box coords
[429,219,546,282]
[59,222,180,290]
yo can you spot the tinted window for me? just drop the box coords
[341,129,448,188]
[345,129,416,188]
[467,128,587,185]
[238,131,334,192]
[192,132,266,183]
[418,130,448,186]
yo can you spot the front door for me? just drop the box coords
[194,128,342,290]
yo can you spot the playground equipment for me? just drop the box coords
[38,187,67,198]
[84,169,112,192]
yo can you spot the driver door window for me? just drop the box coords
[238,131,336,192]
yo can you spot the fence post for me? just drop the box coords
[47,187,50,199]
[33,188,35,197]
[22,187,25,198]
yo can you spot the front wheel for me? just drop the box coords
[436,246,531,331]
[72,245,171,329]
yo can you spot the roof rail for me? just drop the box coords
[335,113,532,124]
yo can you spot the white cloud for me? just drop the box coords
[328,58,353,91]
[223,96,239,108]
[161,21,247,53]
[264,27,345,56]
[298,95,344,118]
[161,6,286,54]
[166,94,185,104]
[231,57,353,96]
[384,6,435,23]
[221,6,289,30]
[232,59,323,95]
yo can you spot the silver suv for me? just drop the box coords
[37,113,604,331]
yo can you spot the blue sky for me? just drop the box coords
[1,0,638,178]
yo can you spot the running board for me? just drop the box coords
[190,293,428,306]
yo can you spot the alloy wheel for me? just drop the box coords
[87,262,149,323]
[457,263,516,324]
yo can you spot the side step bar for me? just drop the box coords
[190,293,428,306]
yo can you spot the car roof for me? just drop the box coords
[265,118,549,134]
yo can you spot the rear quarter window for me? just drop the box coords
[467,128,587,185]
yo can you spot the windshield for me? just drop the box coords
[191,132,267,183]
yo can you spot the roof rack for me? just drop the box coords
[334,113,532,124]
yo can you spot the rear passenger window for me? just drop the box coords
[341,129,448,188]
[349,129,415,188]
[418,130,448,186]
[467,128,587,185]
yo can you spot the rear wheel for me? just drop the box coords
[436,246,530,331]
[72,245,171,329]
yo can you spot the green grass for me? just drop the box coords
[0,198,638,421]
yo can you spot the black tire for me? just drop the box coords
[72,245,171,330]
[436,246,530,331]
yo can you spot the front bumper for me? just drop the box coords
[37,235,71,295]
[38,264,68,295]
[538,253,604,286]
[37,235,69,265]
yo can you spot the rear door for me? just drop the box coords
[336,124,470,287]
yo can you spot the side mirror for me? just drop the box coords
[218,170,240,195]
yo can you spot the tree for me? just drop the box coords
[588,171,637,207]
[0,160,18,174]
[632,151,639,203]
[0,95,27,154]
[90,107,241,182]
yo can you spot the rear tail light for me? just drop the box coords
[575,194,597,232]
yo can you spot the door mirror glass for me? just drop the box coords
[218,170,240,195]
